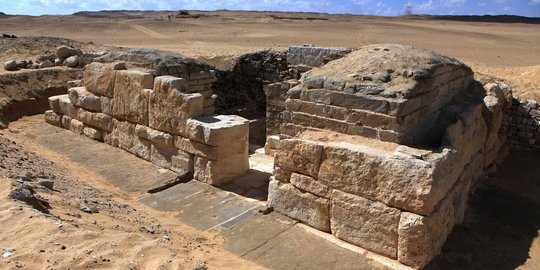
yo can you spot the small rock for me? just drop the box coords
[54,58,64,66]
[194,261,208,270]
[38,60,54,68]
[37,178,54,190]
[2,251,14,258]
[112,61,127,70]
[4,60,18,71]
[15,60,28,68]
[65,56,79,68]
[79,204,93,213]
[56,45,82,58]
[141,225,155,234]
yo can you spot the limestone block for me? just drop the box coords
[111,119,151,160]
[285,99,348,121]
[83,62,117,97]
[268,179,330,232]
[274,166,291,183]
[83,126,103,141]
[68,87,102,112]
[264,135,281,156]
[61,115,72,129]
[290,112,349,134]
[135,124,174,147]
[398,193,455,268]
[111,70,154,125]
[101,96,111,115]
[175,136,219,160]
[48,95,62,113]
[58,95,78,118]
[44,110,62,127]
[299,89,389,114]
[331,190,400,259]
[194,155,249,186]
[274,139,323,179]
[444,105,487,168]
[69,119,84,134]
[171,151,195,175]
[290,172,331,198]
[318,143,452,216]
[186,115,249,146]
[77,108,113,132]
[150,143,178,169]
[149,76,203,135]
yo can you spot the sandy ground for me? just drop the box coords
[1,10,539,100]
[0,124,262,270]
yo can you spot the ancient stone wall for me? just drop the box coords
[46,62,249,186]
[0,68,82,128]
[268,44,512,269]
[265,46,353,138]
[502,98,540,150]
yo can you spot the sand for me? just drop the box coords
[1,10,539,100]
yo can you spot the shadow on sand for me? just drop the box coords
[427,150,540,270]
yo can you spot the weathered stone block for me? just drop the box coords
[83,126,103,141]
[58,95,78,118]
[83,62,117,97]
[69,119,84,134]
[186,115,249,146]
[77,108,113,132]
[48,95,62,113]
[101,96,111,115]
[318,141,456,216]
[150,143,178,169]
[274,139,323,179]
[331,190,400,259]
[111,119,151,160]
[149,76,203,135]
[68,87,101,112]
[61,115,72,129]
[290,172,331,198]
[268,179,330,232]
[44,110,62,127]
[194,155,249,185]
[171,151,195,175]
[111,70,154,125]
[135,124,174,147]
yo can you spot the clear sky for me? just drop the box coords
[1,0,539,17]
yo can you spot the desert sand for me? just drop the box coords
[1,10,539,100]
[1,10,539,270]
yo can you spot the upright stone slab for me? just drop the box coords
[111,119,151,160]
[111,70,154,125]
[268,179,330,232]
[149,76,203,135]
[83,62,123,97]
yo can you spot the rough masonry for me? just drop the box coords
[267,44,513,269]
[46,61,249,186]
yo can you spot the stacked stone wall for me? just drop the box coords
[502,98,540,150]
[268,44,514,269]
[45,62,249,186]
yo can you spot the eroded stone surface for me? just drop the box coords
[149,76,203,135]
[83,62,117,97]
[331,190,400,259]
[268,179,330,232]
[111,70,153,125]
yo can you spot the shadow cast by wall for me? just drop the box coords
[426,150,540,270]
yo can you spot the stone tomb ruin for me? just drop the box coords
[46,62,249,185]
[42,44,527,269]
[267,44,513,268]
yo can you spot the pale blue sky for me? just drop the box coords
[1,0,539,17]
